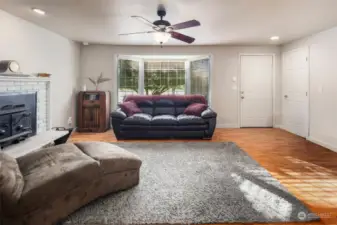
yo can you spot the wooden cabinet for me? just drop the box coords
[77,91,110,132]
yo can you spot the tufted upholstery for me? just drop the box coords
[111,95,217,139]
[123,95,206,116]
[124,113,152,125]
[0,142,142,225]
[0,152,24,216]
[74,142,142,173]
[177,114,206,125]
[151,115,178,126]
[16,144,101,215]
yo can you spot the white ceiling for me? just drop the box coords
[1,0,337,45]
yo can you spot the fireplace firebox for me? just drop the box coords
[0,92,37,148]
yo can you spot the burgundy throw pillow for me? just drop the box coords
[119,100,142,116]
[184,103,208,116]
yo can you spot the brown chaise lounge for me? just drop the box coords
[0,142,142,225]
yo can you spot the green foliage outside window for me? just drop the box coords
[118,59,185,95]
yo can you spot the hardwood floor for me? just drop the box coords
[70,128,337,225]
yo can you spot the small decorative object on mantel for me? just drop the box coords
[88,72,111,90]
[37,73,51,78]
[0,60,22,74]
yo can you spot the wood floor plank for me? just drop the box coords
[70,128,337,225]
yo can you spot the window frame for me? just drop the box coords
[188,56,212,105]
[117,55,211,105]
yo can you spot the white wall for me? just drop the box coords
[0,10,80,127]
[80,45,281,127]
[282,26,337,151]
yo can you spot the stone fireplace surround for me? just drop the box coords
[0,76,51,133]
[0,76,68,158]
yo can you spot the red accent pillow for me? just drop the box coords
[184,103,208,116]
[119,100,142,116]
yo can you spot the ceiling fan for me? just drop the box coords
[118,4,201,45]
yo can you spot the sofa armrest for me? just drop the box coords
[110,108,126,140]
[0,152,24,216]
[110,108,127,120]
[201,108,217,139]
[201,108,217,119]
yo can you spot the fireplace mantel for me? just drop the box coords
[0,75,51,82]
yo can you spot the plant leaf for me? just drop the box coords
[88,77,96,85]
[97,78,111,84]
[98,72,103,81]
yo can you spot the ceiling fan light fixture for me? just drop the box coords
[270,36,280,41]
[32,8,46,15]
[153,32,171,44]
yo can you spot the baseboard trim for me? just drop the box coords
[273,124,281,128]
[273,126,337,153]
[279,125,286,130]
[216,124,239,128]
[306,136,337,153]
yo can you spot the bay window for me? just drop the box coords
[117,55,211,104]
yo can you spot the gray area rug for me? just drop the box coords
[64,142,319,224]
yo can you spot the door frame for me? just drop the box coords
[238,53,277,128]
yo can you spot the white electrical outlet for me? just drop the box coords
[67,117,72,127]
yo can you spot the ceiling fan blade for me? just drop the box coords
[169,20,200,30]
[118,31,155,36]
[170,31,195,44]
[131,15,159,30]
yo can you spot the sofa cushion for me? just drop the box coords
[137,100,154,115]
[0,152,24,213]
[184,103,208,116]
[137,100,153,107]
[174,99,191,115]
[153,107,175,116]
[124,113,152,125]
[16,143,100,214]
[119,100,142,116]
[75,142,142,174]
[177,114,206,125]
[151,115,178,125]
[124,95,207,104]
[153,99,175,116]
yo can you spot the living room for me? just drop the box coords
[0,0,337,225]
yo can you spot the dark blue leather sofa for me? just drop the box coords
[110,95,217,139]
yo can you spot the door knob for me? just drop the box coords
[241,96,245,99]
[284,95,288,99]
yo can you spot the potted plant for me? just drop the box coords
[88,73,111,90]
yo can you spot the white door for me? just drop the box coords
[240,55,273,127]
[282,48,309,137]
